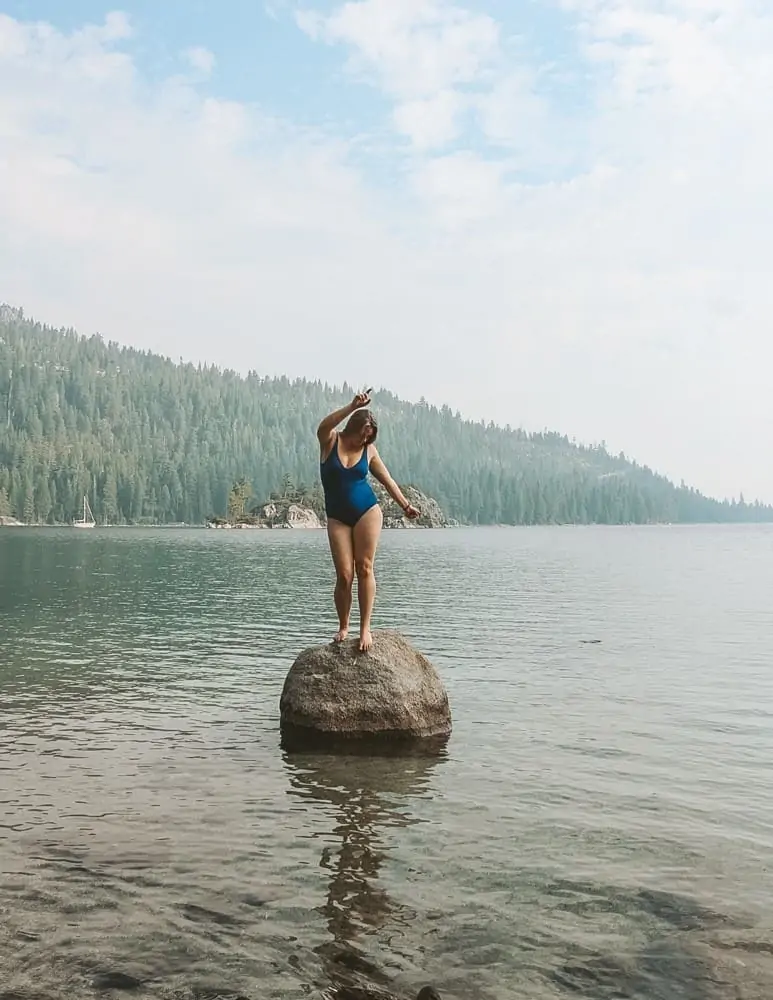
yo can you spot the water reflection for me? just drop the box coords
[4,526,773,998]
[284,746,447,995]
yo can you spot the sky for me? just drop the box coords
[1,0,771,503]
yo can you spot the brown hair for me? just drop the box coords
[342,408,378,445]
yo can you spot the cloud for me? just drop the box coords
[412,150,505,225]
[0,5,772,502]
[183,45,216,78]
[391,89,466,148]
[297,0,499,149]
[304,0,500,96]
[569,0,763,108]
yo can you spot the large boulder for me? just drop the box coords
[372,484,455,528]
[280,630,452,750]
[283,502,322,529]
[248,500,323,529]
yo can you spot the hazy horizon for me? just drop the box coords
[3,300,764,509]
[2,1,771,504]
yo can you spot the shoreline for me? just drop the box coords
[2,521,770,530]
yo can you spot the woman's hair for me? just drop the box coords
[343,408,378,444]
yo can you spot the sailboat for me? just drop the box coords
[73,495,96,529]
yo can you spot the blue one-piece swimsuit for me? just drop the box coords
[320,434,379,527]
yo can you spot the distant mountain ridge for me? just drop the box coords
[0,304,770,526]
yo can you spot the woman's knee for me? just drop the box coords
[355,556,374,580]
[336,567,354,589]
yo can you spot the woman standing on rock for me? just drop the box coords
[317,390,420,652]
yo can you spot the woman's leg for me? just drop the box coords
[326,518,355,642]
[353,504,383,652]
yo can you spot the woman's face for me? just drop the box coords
[356,420,374,446]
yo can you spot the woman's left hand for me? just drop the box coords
[403,504,421,519]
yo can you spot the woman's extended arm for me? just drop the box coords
[369,447,420,519]
[316,392,370,444]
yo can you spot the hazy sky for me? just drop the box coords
[1,1,770,502]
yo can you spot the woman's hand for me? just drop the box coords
[351,390,371,410]
[403,503,421,519]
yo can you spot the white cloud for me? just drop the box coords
[1,6,772,502]
[310,0,499,97]
[297,0,499,150]
[391,89,466,148]
[101,10,133,42]
[412,151,506,225]
[297,0,499,96]
[183,45,216,78]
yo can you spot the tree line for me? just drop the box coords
[1,305,770,526]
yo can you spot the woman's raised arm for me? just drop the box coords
[316,391,371,444]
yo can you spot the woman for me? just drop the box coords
[317,390,420,652]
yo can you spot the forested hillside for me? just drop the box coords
[0,305,769,526]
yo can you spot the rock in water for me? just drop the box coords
[91,971,143,991]
[280,630,452,750]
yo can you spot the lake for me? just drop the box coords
[1,525,772,999]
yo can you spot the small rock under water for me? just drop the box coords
[91,971,143,991]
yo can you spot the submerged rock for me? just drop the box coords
[280,630,452,749]
[327,989,442,1000]
[91,971,143,991]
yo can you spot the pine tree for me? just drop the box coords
[0,305,770,527]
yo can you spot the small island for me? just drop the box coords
[207,476,454,530]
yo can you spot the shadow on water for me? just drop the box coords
[283,743,448,999]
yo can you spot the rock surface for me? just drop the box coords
[211,484,452,530]
[373,484,454,529]
[91,970,143,991]
[252,501,322,529]
[280,630,452,748]
[325,988,442,1000]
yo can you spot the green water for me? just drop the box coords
[1,525,773,999]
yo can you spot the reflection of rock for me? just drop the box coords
[283,747,447,999]
[280,631,452,750]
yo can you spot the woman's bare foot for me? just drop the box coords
[333,626,349,643]
[358,628,373,653]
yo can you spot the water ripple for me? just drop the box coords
[1,525,773,998]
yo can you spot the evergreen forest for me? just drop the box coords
[1,305,770,526]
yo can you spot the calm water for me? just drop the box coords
[1,525,773,999]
